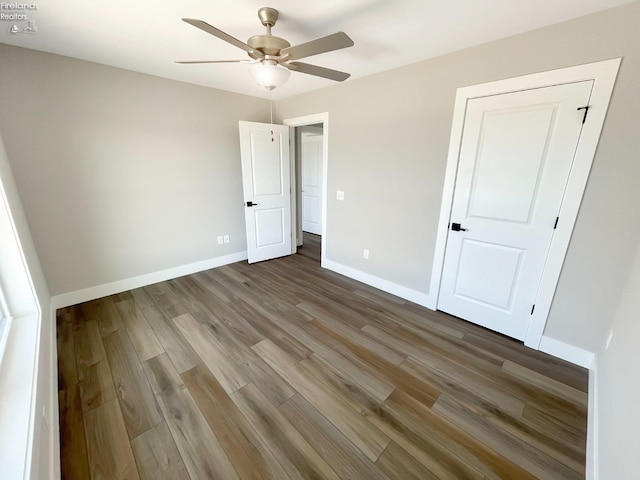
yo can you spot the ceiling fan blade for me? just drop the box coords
[182,18,257,55]
[285,62,351,82]
[281,32,354,61]
[175,60,251,64]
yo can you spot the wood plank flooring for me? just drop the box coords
[57,245,588,480]
[297,232,321,262]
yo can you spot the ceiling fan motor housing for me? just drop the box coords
[247,35,290,58]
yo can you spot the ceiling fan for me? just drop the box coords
[177,7,354,90]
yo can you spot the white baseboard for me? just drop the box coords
[51,251,248,309]
[323,259,433,309]
[587,356,598,480]
[538,335,595,368]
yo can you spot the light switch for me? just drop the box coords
[336,190,345,201]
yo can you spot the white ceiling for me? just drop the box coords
[1,0,634,99]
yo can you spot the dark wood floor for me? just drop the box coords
[297,232,321,262]
[57,248,588,480]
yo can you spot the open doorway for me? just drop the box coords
[295,124,323,262]
[284,113,329,267]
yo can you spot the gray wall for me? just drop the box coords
[596,237,640,479]
[276,2,640,354]
[0,45,268,296]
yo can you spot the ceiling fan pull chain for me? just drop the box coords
[270,96,275,142]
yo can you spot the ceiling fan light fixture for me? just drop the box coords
[250,60,290,90]
[179,9,354,86]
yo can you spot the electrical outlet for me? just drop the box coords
[337,190,345,201]
[363,249,369,259]
[224,234,230,244]
[605,329,613,350]
[217,236,223,245]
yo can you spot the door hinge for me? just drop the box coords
[531,304,536,315]
[577,106,590,124]
[554,217,559,229]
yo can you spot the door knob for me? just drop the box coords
[451,222,468,232]
[246,201,259,207]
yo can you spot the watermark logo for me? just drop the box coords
[1,2,39,34]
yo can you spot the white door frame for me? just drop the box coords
[429,58,620,349]
[300,127,324,236]
[283,112,329,268]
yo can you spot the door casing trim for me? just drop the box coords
[283,112,329,268]
[429,58,621,349]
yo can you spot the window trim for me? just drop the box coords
[0,283,12,368]
[0,136,45,480]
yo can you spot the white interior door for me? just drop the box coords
[438,81,593,340]
[301,129,323,235]
[239,121,292,264]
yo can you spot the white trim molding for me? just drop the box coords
[51,251,248,309]
[49,302,61,480]
[429,58,621,349]
[0,314,41,479]
[0,314,12,370]
[283,112,329,269]
[0,135,46,480]
[324,259,431,308]
[587,356,598,480]
[538,335,594,368]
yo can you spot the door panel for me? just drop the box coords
[251,132,285,196]
[468,107,555,223]
[254,209,285,247]
[301,131,323,235]
[438,81,593,340]
[302,196,320,225]
[302,144,320,185]
[454,240,524,311]
[239,121,291,264]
